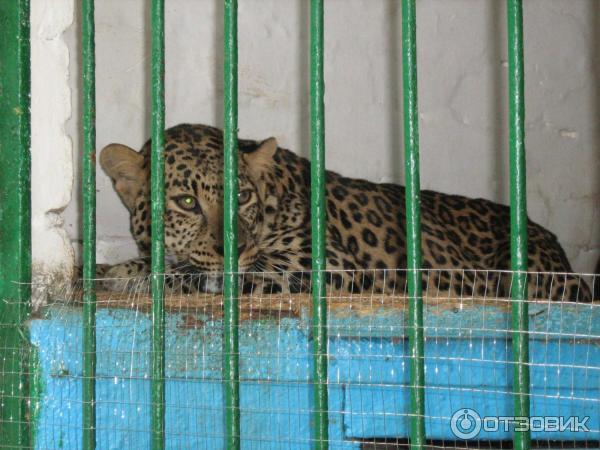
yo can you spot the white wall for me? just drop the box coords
[51,0,599,275]
[31,0,74,304]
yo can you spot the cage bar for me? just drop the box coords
[150,0,166,449]
[310,0,329,448]
[401,1,426,449]
[223,0,241,448]
[0,1,31,447]
[507,1,531,450]
[81,0,97,448]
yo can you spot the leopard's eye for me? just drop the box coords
[174,195,200,212]
[238,189,252,205]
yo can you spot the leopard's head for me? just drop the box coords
[100,124,283,291]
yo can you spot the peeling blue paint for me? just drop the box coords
[27,303,600,448]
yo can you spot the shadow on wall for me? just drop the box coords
[71,0,83,238]
[385,0,403,182]
[489,0,508,204]
[142,1,151,140]
[212,0,224,128]
[592,3,600,257]
[296,0,310,159]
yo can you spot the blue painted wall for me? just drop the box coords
[28,302,600,448]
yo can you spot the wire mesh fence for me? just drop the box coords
[0,269,598,449]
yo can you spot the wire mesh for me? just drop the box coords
[1,269,598,449]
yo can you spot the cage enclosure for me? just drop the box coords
[1,1,599,449]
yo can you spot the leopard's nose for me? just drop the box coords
[214,243,246,256]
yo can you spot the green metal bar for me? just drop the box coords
[223,0,240,448]
[0,1,31,447]
[81,0,97,448]
[507,1,530,450]
[310,0,329,447]
[151,0,166,449]
[401,1,425,449]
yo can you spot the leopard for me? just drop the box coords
[98,123,593,302]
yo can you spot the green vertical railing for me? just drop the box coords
[81,0,97,449]
[0,1,31,448]
[223,0,240,449]
[0,3,538,449]
[150,0,166,449]
[401,1,426,449]
[310,0,329,448]
[507,1,530,450]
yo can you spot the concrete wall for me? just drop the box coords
[31,0,74,302]
[36,0,598,277]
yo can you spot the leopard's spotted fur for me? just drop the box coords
[99,123,591,301]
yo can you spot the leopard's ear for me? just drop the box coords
[241,137,278,176]
[100,143,146,211]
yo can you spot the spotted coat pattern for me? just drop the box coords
[99,124,592,301]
